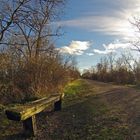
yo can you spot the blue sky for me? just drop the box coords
[56,0,140,71]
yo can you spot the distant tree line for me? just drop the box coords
[0,0,80,104]
[82,53,140,85]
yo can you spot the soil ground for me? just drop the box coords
[0,79,140,140]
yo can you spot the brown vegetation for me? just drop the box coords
[82,53,140,85]
[0,0,80,104]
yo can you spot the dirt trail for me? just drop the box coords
[86,80,140,139]
[37,80,140,140]
[1,79,140,140]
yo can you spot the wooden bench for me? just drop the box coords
[5,93,64,137]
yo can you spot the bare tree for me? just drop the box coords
[0,0,64,60]
[0,0,71,103]
[130,16,140,52]
[0,0,30,42]
[107,52,115,72]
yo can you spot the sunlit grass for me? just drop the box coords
[64,79,88,95]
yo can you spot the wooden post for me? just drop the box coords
[54,99,62,111]
[23,115,37,137]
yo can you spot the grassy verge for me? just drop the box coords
[63,79,92,107]
[64,79,91,95]
[53,79,130,140]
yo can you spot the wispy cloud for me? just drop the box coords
[58,41,91,55]
[57,0,140,38]
[58,16,135,38]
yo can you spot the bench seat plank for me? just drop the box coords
[5,94,60,121]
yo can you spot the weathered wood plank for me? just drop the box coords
[5,94,61,121]
[5,93,64,137]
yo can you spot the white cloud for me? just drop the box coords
[86,53,94,56]
[58,41,91,55]
[93,49,116,54]
[103,42,130,50]
[93,41,131,54]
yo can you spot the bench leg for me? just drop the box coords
[54,99,62,111]
[23,115,37,137]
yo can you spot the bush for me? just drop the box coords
[0,50,80,104]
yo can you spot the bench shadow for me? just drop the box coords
[1,133,30,140]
